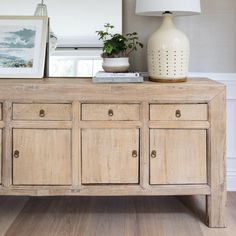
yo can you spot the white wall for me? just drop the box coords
[123,0,236,73]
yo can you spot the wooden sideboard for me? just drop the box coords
[0,78,226,228]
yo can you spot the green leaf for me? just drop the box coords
[96,22,143,56]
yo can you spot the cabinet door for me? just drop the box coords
[0,130,2,184]
[13,129,72,185]
[82,129,139,184]
[150,129,207,185]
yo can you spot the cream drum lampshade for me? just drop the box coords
[136,0,201,82]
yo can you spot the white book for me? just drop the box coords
[92,76,144,83]
[95,71,140,78]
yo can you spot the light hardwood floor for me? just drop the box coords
[0,193,235,236]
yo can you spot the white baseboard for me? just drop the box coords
[228,170,236,191]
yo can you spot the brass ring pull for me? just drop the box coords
[151,150,157,158]
[14,150,20,158]
[175,109,181,118]
[39,109,46,118]
[108,109,114,117]
[132,150,138,158]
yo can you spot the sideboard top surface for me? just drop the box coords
[0,78,225,102]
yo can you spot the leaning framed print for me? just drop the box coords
[0,16,48,78]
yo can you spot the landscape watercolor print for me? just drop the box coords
[0,25,36,68]
[0,17,48,78]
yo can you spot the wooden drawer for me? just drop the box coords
[150,104,208,121]
[13,104,72,121]
[82,104,140,121]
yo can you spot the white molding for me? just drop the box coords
[226,168,236,192]
[188,72,236,82]
[227,170,236,191]
[228,180,236,191]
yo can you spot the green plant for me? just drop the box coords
[96,23,143,58]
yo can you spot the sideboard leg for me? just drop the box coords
[207,90,227,228]
[206,192,227,227]
[2,101,13,187]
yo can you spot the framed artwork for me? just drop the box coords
[0,16,48,78]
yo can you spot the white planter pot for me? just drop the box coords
[102,57,130,73]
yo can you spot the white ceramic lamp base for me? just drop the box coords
[148,13,190,83]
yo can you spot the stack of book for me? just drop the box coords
[92,71,144,83]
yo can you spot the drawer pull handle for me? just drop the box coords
[108,109,114,117]
[175,109,181,118]
[13,150,20,158]
[132,150,138,158]
[151,150,157,158]
[39,109,46,117]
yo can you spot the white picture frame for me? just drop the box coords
[0,16,48,78]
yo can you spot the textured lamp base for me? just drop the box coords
[147,13,190,83]
[149,77,187,83]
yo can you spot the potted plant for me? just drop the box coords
[96,23,143,72]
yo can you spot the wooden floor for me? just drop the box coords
[0,193,235,236]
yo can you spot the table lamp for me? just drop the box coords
[136,0,201,82]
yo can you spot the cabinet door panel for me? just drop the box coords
[150,129,207,185]
[0,103,2,120]
[0,130,2,184]
[13,129,71,185]
[82,129,139,184]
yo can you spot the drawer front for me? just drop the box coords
[13,104,72,121]
[150,104,208,121]
[82,104,140,121]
